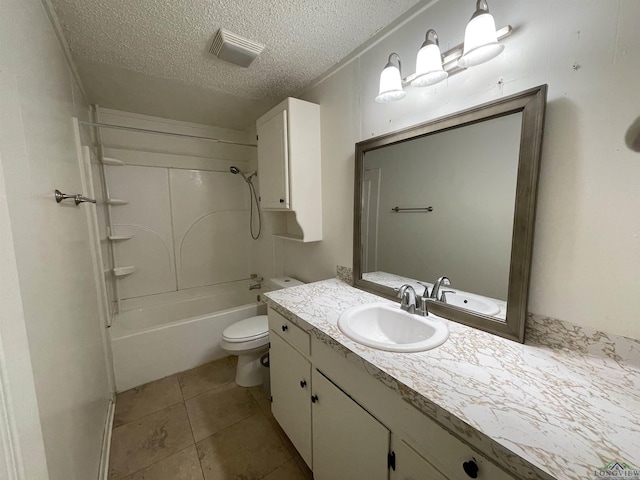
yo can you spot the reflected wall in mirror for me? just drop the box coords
[353,85,547,342]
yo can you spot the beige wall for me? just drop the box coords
[284,0,640,340]
[281,60,360,282]
[0,0,112,478]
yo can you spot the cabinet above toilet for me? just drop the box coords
[256,97,322,242]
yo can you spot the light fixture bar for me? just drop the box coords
[402,25,512,86]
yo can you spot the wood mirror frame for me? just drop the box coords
[353,85,547,342]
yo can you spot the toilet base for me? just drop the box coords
[233,346,268,387]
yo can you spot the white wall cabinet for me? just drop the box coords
[268,307,518,480]
[257,98,322,242]
[257,110,290,209]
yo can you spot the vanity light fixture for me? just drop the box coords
[458,0,504,68]
[375,53,407,103]
[411,29,448,88]
[375,0,511,103]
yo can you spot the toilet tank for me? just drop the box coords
[268,276,304,290]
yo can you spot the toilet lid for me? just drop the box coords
[222,315,268,343]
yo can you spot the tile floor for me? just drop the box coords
[109,357,313,480]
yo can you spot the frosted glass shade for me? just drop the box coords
[458,12,504,68]
[375,65,406,103]
[412,43,448,87]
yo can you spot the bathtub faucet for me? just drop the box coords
[249,274,263,290]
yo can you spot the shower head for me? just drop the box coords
[230,166,257,183]
[229,165,248,182]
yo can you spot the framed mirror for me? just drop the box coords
[353,85,547,342]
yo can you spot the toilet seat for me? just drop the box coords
[222,315,268,343]
[221,315,269,353]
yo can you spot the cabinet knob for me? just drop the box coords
[300,380,307,388]
[279,198,285,203]
[281,325,288,332]
[311,394,319,403]
[462,459,479,478]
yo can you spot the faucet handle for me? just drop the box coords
[417,296,430,316]
[417,281,431,298]
[440,289,457,303]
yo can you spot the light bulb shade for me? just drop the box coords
[375,64,406,103]
[412,44,448,87]
[458,12,504,68]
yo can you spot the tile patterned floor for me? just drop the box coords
[109,357,313,480]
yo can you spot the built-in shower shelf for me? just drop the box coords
[113,266,136,277]
[102,157,126,166]
[108,235,134,241]
[106,198,128,205]
[273,233,318,243]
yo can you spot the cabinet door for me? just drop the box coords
[391,437,447,480]
[257,109,290,210]
[269,333,311,467]
[312,369,390,480]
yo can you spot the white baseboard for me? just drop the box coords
[97,400,115,480]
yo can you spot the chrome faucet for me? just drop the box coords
[396,284,429,316]
[430,276,451,300]
[396,284,416,314]
[249,274,264,291]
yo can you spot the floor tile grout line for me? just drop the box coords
[181,399,210,480]
[118,443,201,480]
[257,455,293,480]
[110,402,196,479]
[112,399,186,431]
[192,408,267,446]
[180,378,236,402]
[176,356,236,396]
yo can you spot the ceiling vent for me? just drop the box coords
[209,28,265,68]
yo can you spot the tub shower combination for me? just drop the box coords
[103,158,268,391]
[111,280,267,391]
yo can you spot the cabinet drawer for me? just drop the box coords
[268,308,310,357]
[402,409,516,480]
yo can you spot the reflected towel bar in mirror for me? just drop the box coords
[391,206,434,213]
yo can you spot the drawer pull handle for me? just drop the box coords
[300,380,307,388]
[311,394,319,403]
[463,459,479,478]
[281,325,288,332]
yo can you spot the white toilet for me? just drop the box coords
[221,276,304,387]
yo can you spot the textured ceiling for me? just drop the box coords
[51,0,422,128]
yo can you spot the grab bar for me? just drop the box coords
[55,189,96,205]
[391,206,433,213]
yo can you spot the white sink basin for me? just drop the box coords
[444,292,500,316]
[337,303,449,352]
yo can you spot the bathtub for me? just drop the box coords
[110,281,267,392]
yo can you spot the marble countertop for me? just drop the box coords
[264,278,640,480]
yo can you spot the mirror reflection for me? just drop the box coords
[360,112,523,320]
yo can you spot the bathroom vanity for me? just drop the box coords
[264,279,640,480]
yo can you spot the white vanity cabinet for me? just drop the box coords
[269,309,391,478]
[268,311,312,467]
[312,369,390,480]
[268,307,518,480]
[256,97,322,242]
[390,437,448,480]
